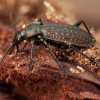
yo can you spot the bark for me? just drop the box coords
[0,25,100,100]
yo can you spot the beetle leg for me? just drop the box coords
[69,44,100,65]
[37,18,43,25]
[9,45,15,54]
[14,42,28,53]
[16,44,19,54]
[74,20,91,34]
[19,42,28,52]
[29,40,35,73]
[43,39,68,78]
[0,41,16,64]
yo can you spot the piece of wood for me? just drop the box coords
[0,25,100,100]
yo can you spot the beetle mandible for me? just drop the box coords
[0,18,100,78]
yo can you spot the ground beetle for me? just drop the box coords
[0,18,100,78]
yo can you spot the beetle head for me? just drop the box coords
[0,18,42,64]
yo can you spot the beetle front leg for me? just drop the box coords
[74,20,91,34]
[19,42,28,52]
[29,40,35,73]
[14,42,28,53]
[9,44,19,54]
[16,44,19,54]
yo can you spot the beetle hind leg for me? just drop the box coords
[69,44,100,65]
[74,20,91,34]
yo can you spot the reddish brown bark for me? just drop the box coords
[0,26,100,100]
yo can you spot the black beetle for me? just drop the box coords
[0,18,99,78]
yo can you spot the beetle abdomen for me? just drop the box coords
[41,22,96,47]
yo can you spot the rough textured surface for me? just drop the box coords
[0,25,100,100]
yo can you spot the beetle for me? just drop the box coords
[0,18,99,78]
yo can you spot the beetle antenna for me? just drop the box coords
[10,13,17,33]
[0,41,16,64]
